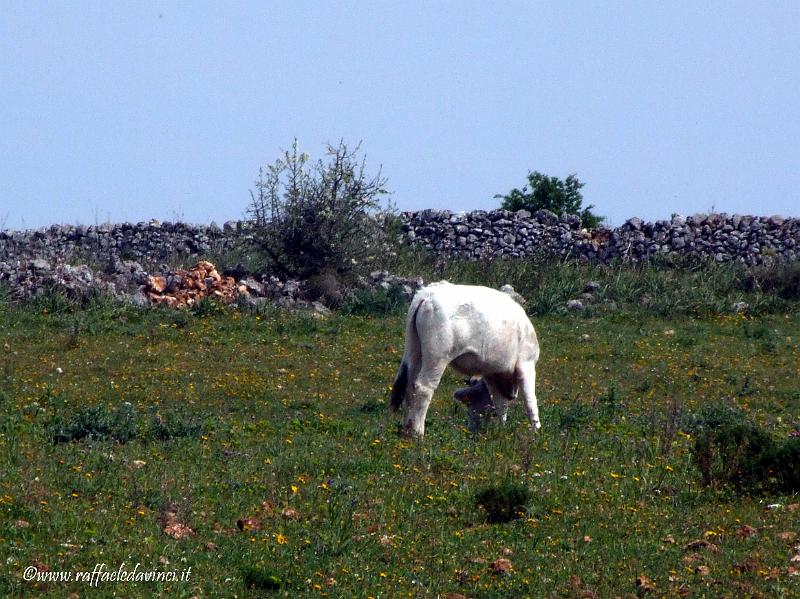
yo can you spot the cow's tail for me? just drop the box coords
[389,296,426,412]
[389,362,408,412]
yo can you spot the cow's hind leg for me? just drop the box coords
[404,359,447,437]
[517,361,541,430]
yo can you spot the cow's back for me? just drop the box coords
[413,282,538,369]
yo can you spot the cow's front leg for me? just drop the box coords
[517,362,541,431]
[494,396,509,424]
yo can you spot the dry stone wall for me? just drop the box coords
[400,209,800,265]
[1,210,799,303]
[0,220,244,267]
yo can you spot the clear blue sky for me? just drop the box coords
[2,1,798,229]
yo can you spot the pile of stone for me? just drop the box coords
[145,261,247,308]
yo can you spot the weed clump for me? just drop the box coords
[341,286,407,316]
[743,262,800,301]
[474,481,531,524]
[241,564,281,592]
[48,401,204,444]
[149,411,204,441]
[50,403,139,444]
[758,437,800,493]
[190,298,227,318]
[555,402,592,431]
[685,401,800,493]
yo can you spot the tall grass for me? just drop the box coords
[383,249,797,316]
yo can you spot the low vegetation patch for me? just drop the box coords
[0,261,798,597]
[686,401,800,493]
[340,285,408,316]
[240,564,282,592]
[474,480,532,524]
[46,400,205,444]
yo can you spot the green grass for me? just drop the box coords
[1,285,799,597]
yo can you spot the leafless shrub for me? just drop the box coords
[247,140,391,279]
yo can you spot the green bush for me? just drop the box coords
[25,287,80,315]
[555,402,593,431]
[190,298,227,318]
[691,420,772,488]
[474,480,532,523]
[743,261,800,301]
[149,411,204,441]
[684,401,800,492]
[496,171,604,228]
[0,284,10,312]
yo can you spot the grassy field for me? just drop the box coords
[1,277,799,597]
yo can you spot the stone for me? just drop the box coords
[769,215,785,228]
[311,301,332,317]
[31,258,51,271]
[534,209,559,225]
[732,301,749,314]
[148,276,167,293]
[583,281,600,293]
[626,217,643,230]
[130,289,150,308]
[240,277,264,296]
[566,299,584,311]
[500,284,526,305]
[490,558,513,575]
[671,237,686,250]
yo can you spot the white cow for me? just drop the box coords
[389,281,541,437]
